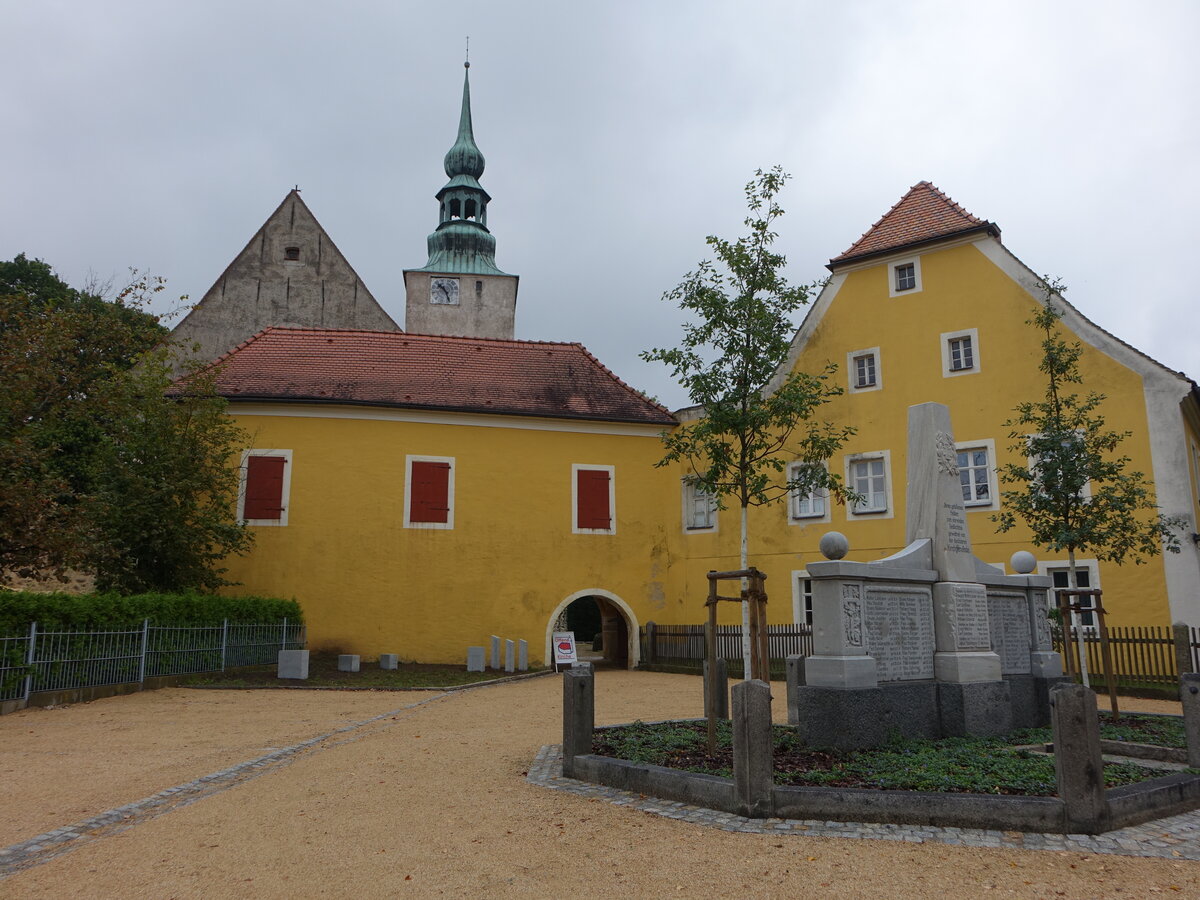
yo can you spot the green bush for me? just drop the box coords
[0,591,302,635]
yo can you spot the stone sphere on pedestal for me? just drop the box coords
[1010,550,1037,574]
[819,531,849,560]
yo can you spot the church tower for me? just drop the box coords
[403,62,519,339]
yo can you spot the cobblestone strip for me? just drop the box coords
[527,744,1200,860]
[0,693,452,879]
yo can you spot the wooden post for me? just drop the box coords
[706,574,719,751]
[1056,589,1076,680]
[754,572,769,682]
[1092,592,1120,722]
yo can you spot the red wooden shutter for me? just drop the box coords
[244,455,285,520]
[576,469,611,530]
[410,461,451,524]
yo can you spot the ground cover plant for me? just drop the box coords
[591,720,1162,796]
[182,653,541,689]
[1011,712,1187,750]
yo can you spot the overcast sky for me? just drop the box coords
[4,1,1196,409]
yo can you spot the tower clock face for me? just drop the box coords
[430,277,460,305]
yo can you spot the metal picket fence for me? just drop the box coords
[0,619,305,704]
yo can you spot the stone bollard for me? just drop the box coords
[338,654,360,673]
[278,649,309,680]
[1181,673,1200,768]
[562,666,595,779]
[731,679,774,819]
[467,646,486,672]
[1050,682,1110,834]
[703,657,729,719]
[785,654,806,726]
[1174,622,1194,676]
[379,653,399,671]
[490,635,501,670]
[518,639,528,671]
[505,639,515,673]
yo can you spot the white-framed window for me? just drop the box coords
[238,449,293,526]
[888,256,922,297]
[792,571,814,626]
[941,328,980,377]
[682,479,717,532]
[955,439,997,509]
[847,347,882,393]
[1026,432,1092,502]
[573,464,616,535]
[788,461,829,522]
[1039,560,1100,630]
[404,455,455,530]
[845,451,892,516]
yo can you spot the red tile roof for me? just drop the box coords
[830,182,998,266]
[195,328,677,426]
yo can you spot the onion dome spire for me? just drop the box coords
[417,61,509,276]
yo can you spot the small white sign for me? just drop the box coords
[552,631,578,666]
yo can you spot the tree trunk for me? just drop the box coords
[1068,548,1090,688]
[741,503,751,681]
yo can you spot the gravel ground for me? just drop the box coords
[2,671,1197,898]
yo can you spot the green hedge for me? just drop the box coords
[0,591,302,635]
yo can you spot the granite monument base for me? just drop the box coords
[938,680,1013,737]
[793,682,940,750]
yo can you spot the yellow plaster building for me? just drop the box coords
[671,183,1200,633]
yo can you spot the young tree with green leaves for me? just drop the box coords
[0,256,252,591]
[642,167,855,675]
[995,278,1186,683]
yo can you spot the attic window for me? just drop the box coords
[888,257,922,297]
[475,280,483,298]
[895,263,915,291]
[284,246,300,261]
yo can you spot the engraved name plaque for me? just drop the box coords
[949,583,991,650]
[864,588,935,682]
[987,592,1032,674]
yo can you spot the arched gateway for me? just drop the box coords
[546,590,640,669]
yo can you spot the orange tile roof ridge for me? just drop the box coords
[186,326,677,426]
[830,181,999,267]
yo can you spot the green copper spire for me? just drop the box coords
[418,61,510,276]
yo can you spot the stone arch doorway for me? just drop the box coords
[546,589,639,669]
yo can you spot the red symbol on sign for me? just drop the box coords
[558,642,572,651]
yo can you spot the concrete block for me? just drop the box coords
[1174,622,1193,676]
[1182,673,1200,768]
[338,654,360,673]
[562,667,595,778]
[490,635,501,670]
[1051,682,1110,833]
[934,650,1003,683]
[378,653,398,671]
[518,639,528,671]
[804,654,878,689]
[703,657,729,720]
[467,646,486,672]
[505,639,515,673]
[277,649,309,680]
[731,679,774,818]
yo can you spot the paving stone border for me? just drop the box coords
[527,744,1200,859]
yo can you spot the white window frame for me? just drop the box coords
[888,256,923,297]
[1025,432,1092,502]
[791,570,814,626]
[572,464,616,535]
[403,454,456,530]
[681,478,717,533]
[847,347,882,393]
[788,461,830,524]
[941,327,980,377]
[845,450,893,518]
[955,439,998,511]
[238,449,293,527]
[1038,559,1101,631]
